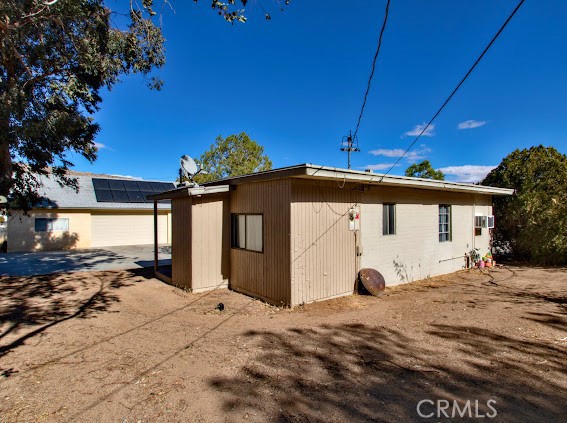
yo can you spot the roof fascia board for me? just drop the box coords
[303,165,514,196]
[148,184,230,200]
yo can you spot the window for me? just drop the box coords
[231,214,263,252]
[35,218,69,232]
[383,204,396,235]
[439,205,451,242]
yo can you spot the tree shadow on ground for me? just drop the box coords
[210,323,567,422]
[0,269,149,358]
[0,248,130,277]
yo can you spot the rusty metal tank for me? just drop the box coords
[358,268,386,297]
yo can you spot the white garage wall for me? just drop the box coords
[360,187,492,286]
[91,213,169,247]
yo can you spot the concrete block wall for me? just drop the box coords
[360,187,492,286]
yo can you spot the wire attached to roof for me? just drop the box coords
[379,0,526,182]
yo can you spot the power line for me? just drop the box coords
[352,0,391,142]
[379,0,525,181]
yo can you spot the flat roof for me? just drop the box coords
[201,164,514,196]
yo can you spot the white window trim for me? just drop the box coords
[231,213,264,253]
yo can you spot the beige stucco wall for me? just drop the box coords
[7,210,92,252]
[360,187,493,286]
[7,209,172,252]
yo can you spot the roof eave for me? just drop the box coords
[148,184,231,200]
[203,164,514,196]
[302,165,515,196]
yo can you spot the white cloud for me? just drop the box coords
[363,163,401,171]
[369,144,431,163]
[438,165,496,183]
[368,148,405,158]
[458,120,487,130]
[404,123,435,137]
[94,142,108,150]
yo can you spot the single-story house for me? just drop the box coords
[7,171,174,252]
[150,164,513,306]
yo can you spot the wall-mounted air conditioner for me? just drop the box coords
[475,215,495,229]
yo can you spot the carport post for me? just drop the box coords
[153,199,158,273]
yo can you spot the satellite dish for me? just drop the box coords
[178,155,206,187]
[180,155,198,178]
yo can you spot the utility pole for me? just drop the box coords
[340,131,360,169]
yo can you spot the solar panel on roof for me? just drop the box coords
[108,179,125,190]
[94,188,113,202]
[123,180,140,191]
[160,182,175,191]
[111,189,129,202]
[92,178,173,204]
[92,178,110,189]
[127,190,145,203]
[141,191,154,202]
[137,181,153,191]
[150,182,165,193]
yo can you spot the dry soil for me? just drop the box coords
[0,266,566,422]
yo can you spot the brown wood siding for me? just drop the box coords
[230,180,291,305]
[171,197,192,289]
[191,194,230,291]
[290,180,361,305]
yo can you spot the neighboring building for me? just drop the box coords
[7,171,174,252]
[151,164,514,307]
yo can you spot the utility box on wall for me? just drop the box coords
[348,207,360,231]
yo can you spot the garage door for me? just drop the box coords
[91,213,169,247]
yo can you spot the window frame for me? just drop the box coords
[35,218,69,232]
[231,213,264,253]
[439,204,452,242]
[382,203,396,236]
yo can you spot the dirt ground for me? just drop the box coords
[0,266,566,422]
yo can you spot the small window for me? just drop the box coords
[439,205,451,242]
[231,214,263,252]
[383,204,396,235]
[35,218,69,232]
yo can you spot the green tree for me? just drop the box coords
[195,132,272,183]
[482,145,567,265]
[0,0,255,212]
[405,160,445,180]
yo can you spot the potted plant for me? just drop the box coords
[468,248,480,268]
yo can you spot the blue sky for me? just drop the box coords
[71,0,567,182]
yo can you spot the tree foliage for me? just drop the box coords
[0,0,259,212]
[405,160,445,180]
[195,132,272,183]
[482,145,567,265]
